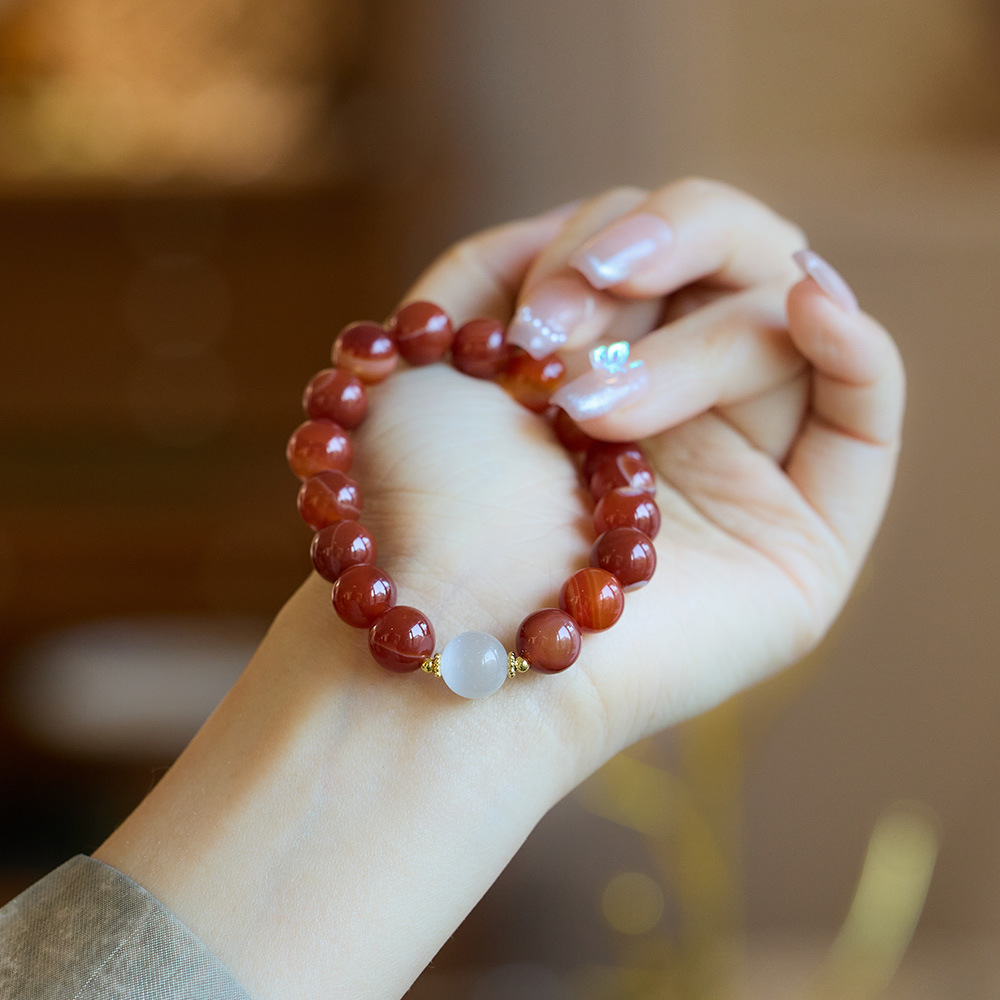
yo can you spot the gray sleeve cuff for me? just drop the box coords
[0,855,253,1000]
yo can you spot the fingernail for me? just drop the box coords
[569,212,674,289]
[508,274,596,359]
[793,249,859,313]
[550,364,649,421]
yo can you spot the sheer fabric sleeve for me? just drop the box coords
[0,855,253,1000]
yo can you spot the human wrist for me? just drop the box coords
[94,575,582,1000]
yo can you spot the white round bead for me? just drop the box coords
[439,631,508,699]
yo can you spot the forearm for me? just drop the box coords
[93,575,574,1000]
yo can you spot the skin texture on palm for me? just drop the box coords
[93,181,904,1000]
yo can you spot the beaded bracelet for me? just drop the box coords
[286,301,659,699]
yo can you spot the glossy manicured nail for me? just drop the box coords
[569,213,675,289]
[793,249,859,313]
[550,357,649,421]
[508,274,596,359]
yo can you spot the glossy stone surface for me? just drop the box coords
[590,527,657,590]
[332,564,396,628]
[515,608,582,673]
[593,487,661,540]
[311,521,376,582]
[369,605,435,673]
[388,301,454,366]
[582,442,644,484]
[559,568,625,631]
[451,317,509,378]
[302,368,368,429]
[497,349,566,412]
[589,451,656,500]
[332,321,399,383]
[438,631,508,699]
[286,420,353,480]
[552,408,596,452]
[296,470,362,530]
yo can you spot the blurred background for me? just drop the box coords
[0,1,998,997]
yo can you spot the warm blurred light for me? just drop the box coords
[7,617,264,758]
[807,800,940,1000]
[0,0,363,183]
[601,871,664,936]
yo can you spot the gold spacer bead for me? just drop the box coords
[420,653,442,677]
[507,651,530,677]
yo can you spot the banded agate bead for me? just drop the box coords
[297,470,362,530]
[560,567,625,631]
[333,322,398,383]
[589,452,656,500]
[369,606,435,672]
[552,408,596,452]
[302,368,367,429]
[389,301,454,366]
[451,317,509,378]
[515,609,582,673]
[582,442,644,484]
[332,564,396,627]
[311,521,376,582]
[590,527,657,590]
[593,487,661,540]
[498,350,566,413]
[286,420,352,480]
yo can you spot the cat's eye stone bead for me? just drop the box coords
[388,301,454,366]
[302,368,368,428]
[451,317,510,378]
[297,470,362,530]
[369,606,436,673]
[332,565,396,627]
[593,487,661,540]
[498,350,566,413]
[559,568,625,631]
[332,321,399,383]
[286,420,353,480]
[311,521,376,582]
[515,609,582,673]
[438,631,509,699]
[591,527,657,590]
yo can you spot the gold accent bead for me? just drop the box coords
[507,651,530,677]
[420,653,442,677]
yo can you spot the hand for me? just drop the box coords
[93,181,905,1000]
[322,178,904,776]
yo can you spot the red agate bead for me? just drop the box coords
[286,420,353,480]
[515,609,582,673]
[451,317,509,378]
[297,470,362,530]
[369,606,435,672]
[311,521,376,582]
[497,350,566,413]
[332,321,398,383]
[552,408,596,452]
[559,568,625,631]
[388,301,454,366]
[591,527,656,590]
[589,451,656,500]
[332,564,396,627]
[302,368,368,429]
[593,487,661,539]
[582,442,645,483]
